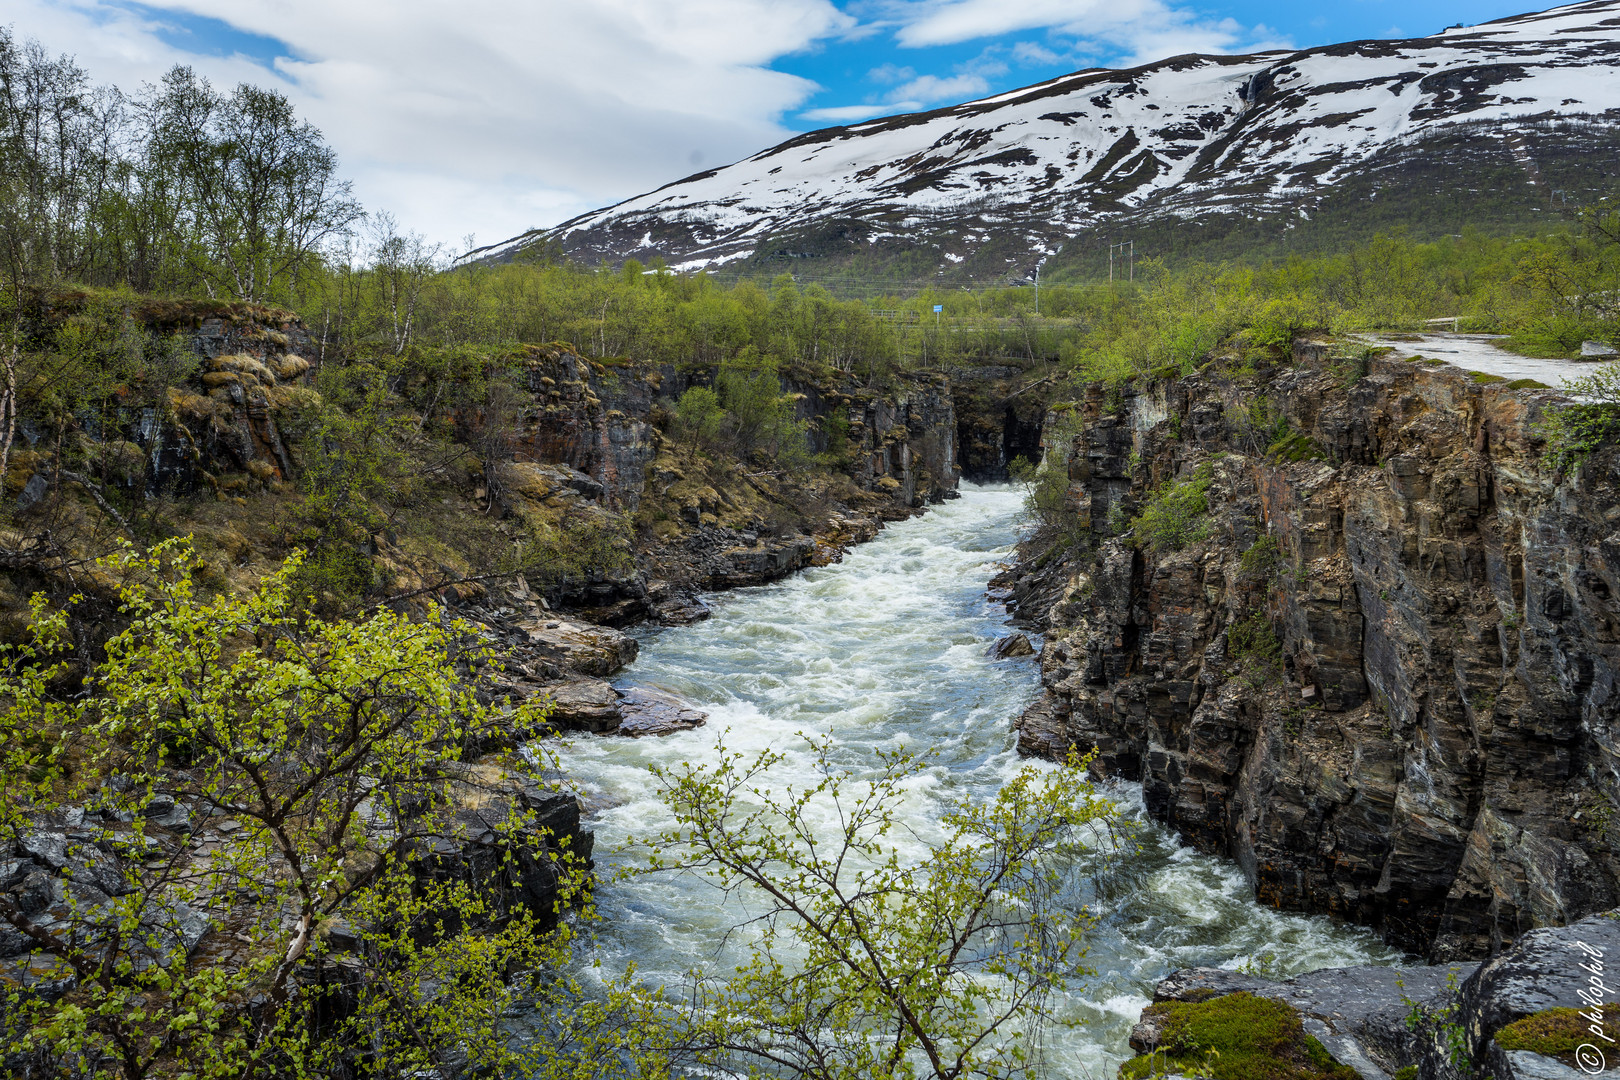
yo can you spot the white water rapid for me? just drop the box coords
[560,485,1403,1078]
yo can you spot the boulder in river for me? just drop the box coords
[542,679,707,736]
[545,679,623,732]
[652,595,712,625]
[989,632,1034,659]
[616,687,706,736]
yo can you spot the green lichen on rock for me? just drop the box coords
[1507,377,1552,390]
[1118,993,1359,1080]
[1470,371,1507,384]
[1494,1004,1620,1069]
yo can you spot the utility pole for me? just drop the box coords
[1109,240,1135,283]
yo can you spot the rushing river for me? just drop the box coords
[560,484,1402,1078]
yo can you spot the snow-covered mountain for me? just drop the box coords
[477,1,1620,276]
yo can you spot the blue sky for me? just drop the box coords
[776,1,1533,125]
[7,0,1552,246]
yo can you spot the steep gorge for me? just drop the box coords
[1002,340,1620,960]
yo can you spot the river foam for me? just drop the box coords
[560,484,1403,1077]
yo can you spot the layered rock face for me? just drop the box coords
[1005,341,1620,959]
[507,347,660,511]
[952,363,1056,482]
[81,303,317,499]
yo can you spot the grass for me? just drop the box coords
[1118,993,1359,1080]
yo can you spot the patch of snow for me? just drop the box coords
[1360,332,1606,387]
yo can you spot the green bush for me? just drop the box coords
[1229,612,1284,688]
[1537,360,1620,472]
[1267,430,1328,463]
[1119,993,1358,1080]
[1240,535,1284,580]
[1130,465,1213,554]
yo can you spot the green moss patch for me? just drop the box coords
[1495,1005,1620,1070]
[1506,378,1552,390]
[1470,371,1506,384]
[1118,993,1358,1080]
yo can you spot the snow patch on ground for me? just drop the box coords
[1360,332,1607,387]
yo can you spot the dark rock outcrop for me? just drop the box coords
[1147,961,1477,1079]
[1003,340,1620,960]
[1138,912,1620,1080]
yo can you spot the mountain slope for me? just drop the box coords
[479,1,1620,279]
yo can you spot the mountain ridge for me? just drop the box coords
[475,0,1620,279]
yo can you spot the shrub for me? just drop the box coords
[1240,535,1284,580]
[1229,611,1284,688]
[1131,464,1213,554]
[674,385,724,460]
[1267,430,1327,463]
[1230,397,1292,455]
[1538,360,1620,473]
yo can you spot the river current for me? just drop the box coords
[560,484,1402,1078]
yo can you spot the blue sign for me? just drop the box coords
[933,304,943,313]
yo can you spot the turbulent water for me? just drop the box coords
[560,485,1403,1078]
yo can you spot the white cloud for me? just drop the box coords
[7,0,854,249]
[1010,41,1065,65]
[800,102,914,122]
[868,63,918,83]
[880,0,1292,67]
[890,71,990,103]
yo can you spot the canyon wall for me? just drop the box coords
[24,306,970,624]
[1004,340,1620,960]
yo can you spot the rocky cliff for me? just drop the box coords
[491,345,965,623]
[5,296,974,630]
[1002,339,1620,960]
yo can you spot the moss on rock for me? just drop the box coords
[1494,1004,1620,1070]
[1118,993,1358,1080]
